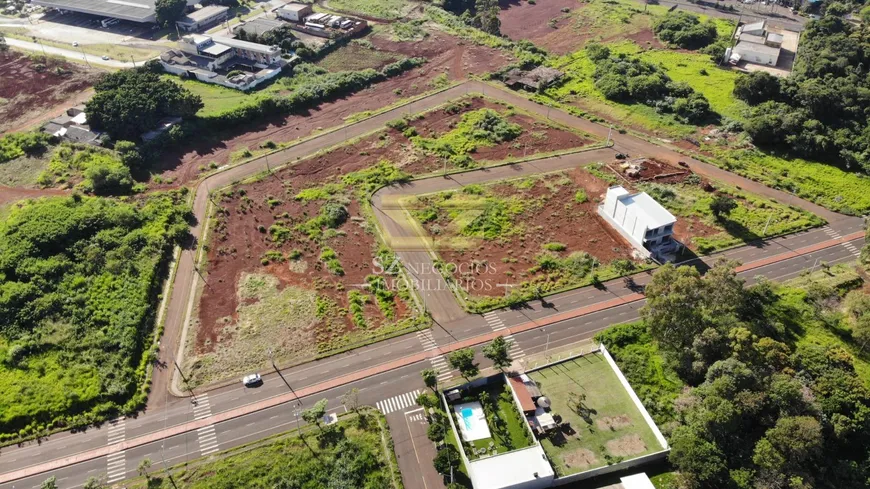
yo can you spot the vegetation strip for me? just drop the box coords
[4,227,860,483]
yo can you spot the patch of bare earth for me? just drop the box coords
[595,415,633,431]
[563,448,598,470]
[0,52,100,134]
[422,168,636,297]
[153,30,514,187]
[499,0,580,52]
[605,433,647,457]
[195,158,411,356]
[0,185,67,206]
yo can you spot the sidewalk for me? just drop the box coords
[2,229,863,484]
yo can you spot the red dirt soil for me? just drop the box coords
[307,96,593,176]
[0,185,68,206]
[0,52,100,134]
[499,0,580,46]
[153,30,514,187]
[196,153,411,354]
[420,168,636,297]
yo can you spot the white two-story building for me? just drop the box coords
[599,186,680,262]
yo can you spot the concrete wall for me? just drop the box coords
[597,205,651,260]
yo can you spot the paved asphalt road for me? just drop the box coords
[1,230,863,489]
[4,37,138,68]
[0,80,864,488]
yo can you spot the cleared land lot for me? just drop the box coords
[0,52,98,135]
[406,167,638,301]
[529,353,662,475]
[186,155,420,388]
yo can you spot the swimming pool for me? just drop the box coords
[453,401,491,442]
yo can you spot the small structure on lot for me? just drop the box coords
[176,5,229,32]
[276,2,313,22]
[42,106,102,145]
[504,66,564,91]
[598,186,679,262]
[728,20,783,66]
[289,11,367,39]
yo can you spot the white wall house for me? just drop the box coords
[598,186,679,262]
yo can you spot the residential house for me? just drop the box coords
[42,106,102,145]
[598,186,680,261]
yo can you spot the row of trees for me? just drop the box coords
[605,260,870,488]
[735,16,870,173]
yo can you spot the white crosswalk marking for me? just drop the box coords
[198,424,220,456]
[503,334,526,361]
[484,311,506,331]
[192,393,212,420]
[821,226,859,257]
[105,417,127,483]
[409,413,426,422]
[430,355,454,382]
[376,390,422,414]
[417,330,438,351]
[106,450,126,484]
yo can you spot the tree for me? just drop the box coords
[0,32,8,57]
[427,421,446,442]
[83,158,133,195]
[861,5,870,23]
[641,264,708,351]
[86,69,202,141]
[448,347,479,380]
[137,458,152,480]
[482,336,512,370]
[301,398,328,431]
[709,195,737,220]
[83,477,105,489]
[416,392,440,410]
[40,477,58,489]
[433,445,461,474]
[155,0,187,26]
[733,71,781,104]
[340,388,359,413]
[653,11,718,49]
[421,368,439,390]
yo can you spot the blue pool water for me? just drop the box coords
[461,408,474,429]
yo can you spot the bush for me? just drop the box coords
[654,11,718,49]
[543,242,567,251]
[574,189,588,203]
[0,132,53,164]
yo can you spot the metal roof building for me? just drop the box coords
[32,0,196,23]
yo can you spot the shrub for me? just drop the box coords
[574,189,588,203]
[653,11,718,50]
[543,242,567,251]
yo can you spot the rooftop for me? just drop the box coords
[177,4,228,23]
[211,35,280,54]
[616,189,676,229]
[32,0,163,22]
[734,39,782,57]
[280,2,311,12]
[468,446,554,489]
[233,18,285,37]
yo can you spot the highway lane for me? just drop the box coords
[1,236,862,488]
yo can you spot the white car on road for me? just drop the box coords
[242,373,262,387]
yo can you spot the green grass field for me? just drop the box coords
[529,353,663,476]
[0,154,51,187]
[638,180,825,254]
[163,76,264,117]
[128,411,402,489]
[328,0,409,19]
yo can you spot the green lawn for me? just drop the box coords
[637,180,825,254]
[705,145,870,216]
[164,76,263,117]
[127,411,402,489]
[449,380,534,459]
[328,0,409,19]
[529,353,663,476]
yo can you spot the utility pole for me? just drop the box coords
[762,214,773,235]
[77,44,91,68]
[605,125,613,146]
[173,359,197,404]
[130,55,136,68]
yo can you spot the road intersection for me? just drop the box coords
[0,80,864,489]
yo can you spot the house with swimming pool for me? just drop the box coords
[443,375,555,489]
[440,344,669,489]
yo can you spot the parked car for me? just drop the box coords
[678,161,689,167]
[72,41,78,47]
[242,373,262,387]
[101,55,110,60]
